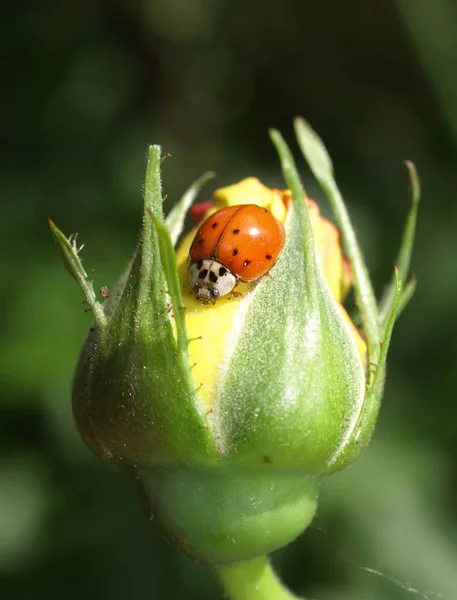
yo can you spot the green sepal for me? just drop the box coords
[48,220,106,330]
[396,275,416,319]
[147,209,188,355]
[72,146,217,465]
[213,132,366,472]
[379,161,420,325]
[330,269,402,470]
[102,253,136,320]
[165,171,215,246]
[294,117,381,363]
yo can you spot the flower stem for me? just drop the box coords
[215,556,303,600]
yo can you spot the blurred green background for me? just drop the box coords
[2,1,457,598]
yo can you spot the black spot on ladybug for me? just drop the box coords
[211,222,218,229]
[232,248,239,256]
[243,259,251,267]
[266,254,272,260]
[199,269,208,279]
[264,208,268,213]
[209,271,218,283]
[233,228,240,234]
[219,266,227,276]
[196,260,203,269]
[198,238,204,245]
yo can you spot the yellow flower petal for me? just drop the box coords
[338,304,367,366]
[176,230,252,407]
[215,178,287,222]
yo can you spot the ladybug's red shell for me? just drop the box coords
[189,204,285,282]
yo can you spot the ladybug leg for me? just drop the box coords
[227,277,242,300]
[229,290,243,300]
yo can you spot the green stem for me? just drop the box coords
[215,557,302,600]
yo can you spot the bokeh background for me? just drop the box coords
[2,1,457,598]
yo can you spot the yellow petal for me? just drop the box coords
[215,177,287,222]
[306,199,344,302]
[337,305,367,366]
[177,231,250,406]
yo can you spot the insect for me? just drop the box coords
[188,204,285,303]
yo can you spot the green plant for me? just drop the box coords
[50,119,419,599]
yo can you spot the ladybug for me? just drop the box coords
[188,204,285,302]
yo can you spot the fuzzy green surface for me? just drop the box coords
[72,146,216,464]
[212,133,366,471]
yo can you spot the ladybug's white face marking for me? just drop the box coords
[188,259,237,303]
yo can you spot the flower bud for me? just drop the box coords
[50,119,419,565]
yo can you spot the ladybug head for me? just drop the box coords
[188,259,237,303]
